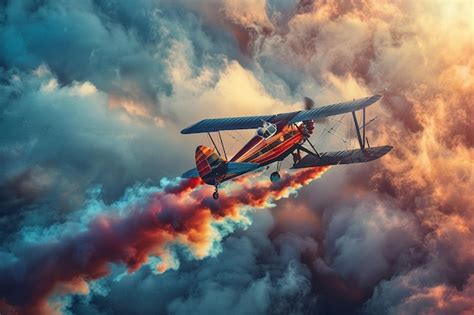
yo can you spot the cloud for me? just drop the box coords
[1,0,473,314]
[0,0,238,119]
[224,1,473,312]
[0,168,328,314]
[366,271,474,315]
[0,66,190,238]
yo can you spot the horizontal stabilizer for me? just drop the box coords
[181,162,259,179]
[181,168,199,178]
[226,162,260,175]
[291,146,393,169]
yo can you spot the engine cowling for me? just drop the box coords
[303,120,315,135]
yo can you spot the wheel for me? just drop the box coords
[212,191,219,200]
[270,171,281,183]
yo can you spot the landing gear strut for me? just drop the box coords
[213,182,219,200]
[270,161,282,183]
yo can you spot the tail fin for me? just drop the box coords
[195,145,225,179]
[182,145,260,183]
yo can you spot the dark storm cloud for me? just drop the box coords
[1,1,161,107]
[68,211,318,315]
[0,67,190,240]
[0,0,235,116]
[0,0,242,238]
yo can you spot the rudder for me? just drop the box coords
[195,145,225,182]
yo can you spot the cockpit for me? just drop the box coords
[257,122,277,139]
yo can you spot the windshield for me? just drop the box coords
[257,123,277,139]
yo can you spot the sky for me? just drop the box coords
[0,0,473,314]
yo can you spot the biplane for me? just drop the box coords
[181,94,392,199]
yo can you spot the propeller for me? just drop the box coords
[302,97,315,135]
[304,97,315,110]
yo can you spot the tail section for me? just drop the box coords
[182,145,224,181]
[195,145,225,179]
[182,145,259,185]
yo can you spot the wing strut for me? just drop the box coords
[217,131,228,160]
[351,111,365,150]
[304,138,321,158]
[294,123,321,158]
[296,144,319,157]
[362,107,366,148]
[207,133,222,156]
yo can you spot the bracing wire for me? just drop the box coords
[315,114,349,150]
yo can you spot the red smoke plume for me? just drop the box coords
[0,167,328,315]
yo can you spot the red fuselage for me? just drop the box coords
[231,124,305,165]
[203,120,313,183]
[195,116,315,186]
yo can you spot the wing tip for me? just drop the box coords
[371,90,388,102]
[369,94,383,102]
[382,145,393,153]
[181,119,207,134]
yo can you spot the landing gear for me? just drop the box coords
[213,182,219,200]
[270,171,281,182]
[271,161,282,183]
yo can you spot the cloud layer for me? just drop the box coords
[0,168,328,314]
[1,0,473,314]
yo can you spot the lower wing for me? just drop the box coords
[291,146,393,168]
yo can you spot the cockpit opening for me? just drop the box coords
[257,122,277,139]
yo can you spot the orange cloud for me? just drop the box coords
[0,167,328,315]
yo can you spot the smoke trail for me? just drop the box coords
[0,167,328,315]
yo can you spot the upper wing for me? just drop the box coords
[288,94,383,123]
[181,115,274,134]
[181,94,382,134]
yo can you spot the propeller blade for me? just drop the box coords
[304,97,315,110]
